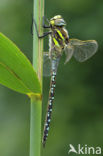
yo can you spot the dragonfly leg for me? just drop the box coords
[33,19,51,38]
[42,16,50,28]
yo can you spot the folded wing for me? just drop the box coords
[43,52,51,77]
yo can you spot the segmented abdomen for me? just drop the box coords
[42,70,56,147]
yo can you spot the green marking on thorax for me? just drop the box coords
[56,29,64,40]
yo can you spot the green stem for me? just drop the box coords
[29,0,44,155]
[30,99,42,156]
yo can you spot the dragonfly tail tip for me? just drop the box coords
[42,139,46,148]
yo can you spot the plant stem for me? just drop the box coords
[30,99,42,156]
[30,0,44,155]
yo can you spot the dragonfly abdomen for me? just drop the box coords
[42,70,56,147]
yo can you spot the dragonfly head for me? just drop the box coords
[50,15,66,27]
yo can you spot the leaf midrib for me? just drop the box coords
[0,61,33,94]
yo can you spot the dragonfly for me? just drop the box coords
[33,15,98,147]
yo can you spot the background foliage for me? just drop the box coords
[0,0,103,156]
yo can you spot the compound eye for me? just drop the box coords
[54,16,57,20]
[57,15,62,19]
[53,15,62,20]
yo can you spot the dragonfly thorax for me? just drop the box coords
[49,26,69,59]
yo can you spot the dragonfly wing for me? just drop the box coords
[64,45,74,64]
[69,39,98,62]
[43,52,51,77]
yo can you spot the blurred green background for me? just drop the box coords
[0,0,103,156]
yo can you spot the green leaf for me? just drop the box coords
[0,33,41,95]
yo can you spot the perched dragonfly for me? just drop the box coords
[33,15,98,147]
